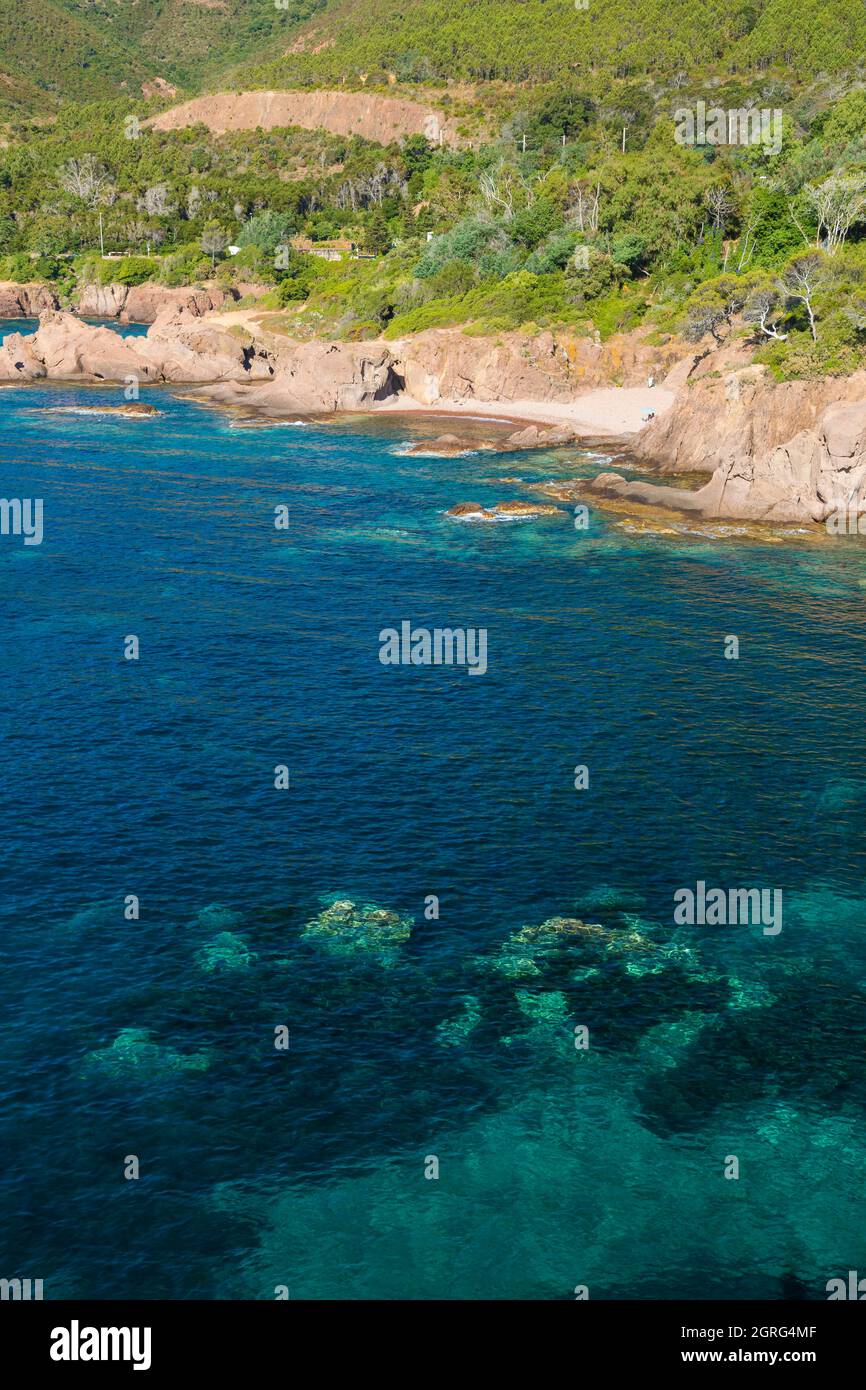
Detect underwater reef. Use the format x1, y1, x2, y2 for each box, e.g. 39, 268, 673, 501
300, 895, 414, 967
82, 1027, 210, 1079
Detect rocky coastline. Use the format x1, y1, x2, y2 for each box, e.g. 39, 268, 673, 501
1, 293, 865, 527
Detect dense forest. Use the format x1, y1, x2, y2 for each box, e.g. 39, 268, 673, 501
3, 0, 866, 111
2, 1, 866, 379
241, 0, 866, 88
0, 0, 320, 111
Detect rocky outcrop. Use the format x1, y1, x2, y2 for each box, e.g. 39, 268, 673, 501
75, 283, 129, 319
141, 308, 276, 383
0, 310, 400, 410
632, 366, 863, 477
446, 499, 562, 521
75, 282, 233, 323
0, 312, 144, 381
0, 281, 61, 316
390, 327, 689, 404
123, 284, 232, 324
627, 366, 866, 522
0, 310, 274, 385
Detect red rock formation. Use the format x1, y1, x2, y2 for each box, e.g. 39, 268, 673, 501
0, 281, 61, 317
75, 282, 233, 324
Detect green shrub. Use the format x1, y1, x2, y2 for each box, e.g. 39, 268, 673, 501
756, 314, 863, 380
157, 245, 211, 287
113, 256, 160, 287
0, 252, 37, 283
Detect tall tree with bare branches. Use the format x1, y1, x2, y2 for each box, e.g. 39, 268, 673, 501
57, 155, 116, 255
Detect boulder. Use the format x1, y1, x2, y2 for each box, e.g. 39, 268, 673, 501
123, 283, 233, 323
541, 424, 578, 445
404, 433, 483, 456
76, 283, 129, 318
492, 499, 561, 517
504, 425, 541, 449
446, 502, 492, 518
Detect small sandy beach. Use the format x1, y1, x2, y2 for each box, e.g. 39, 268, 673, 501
372, 386, 675, 437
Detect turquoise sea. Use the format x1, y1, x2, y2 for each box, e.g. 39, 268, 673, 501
2, 371, 866, 1299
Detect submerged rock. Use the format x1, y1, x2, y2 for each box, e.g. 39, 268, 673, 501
727, 977, 776, 1011
486, 914, 657, 980
196, 931, 255, 973
573, 885, 647, 915
196, 904, 244, 931
301, 896, 413, 966
436, 995, 482, 1046
82, 1027, 209, 1079
817, 777, 866, 814
514, 989, 570, 1024
404, 433, 491, 457
446, 499, 561, 521
43, 401, 160, 418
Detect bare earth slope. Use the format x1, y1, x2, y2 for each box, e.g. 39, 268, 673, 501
146, 90, 455, 145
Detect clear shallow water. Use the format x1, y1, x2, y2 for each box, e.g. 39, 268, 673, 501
1, 382, 866, 1300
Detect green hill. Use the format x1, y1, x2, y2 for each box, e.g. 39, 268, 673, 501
0, 0, 144, 112
0, 0, 322, 112
238, 0, 866, 86
1, 0, 865, 116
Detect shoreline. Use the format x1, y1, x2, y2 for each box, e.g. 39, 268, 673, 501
370, 386, 675, 438
0, 374, 839, 542
3, 310, 861, 529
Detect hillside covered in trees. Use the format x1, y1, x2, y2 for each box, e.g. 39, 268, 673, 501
2, 0, 866, 381
0, 0, 318, 111
3, 0, 866, 112
241, 0, 866, 87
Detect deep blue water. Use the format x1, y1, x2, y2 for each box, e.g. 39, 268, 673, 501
2, 381, 866, 1300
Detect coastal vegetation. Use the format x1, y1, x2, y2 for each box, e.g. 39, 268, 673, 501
2, 5, 866, 379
